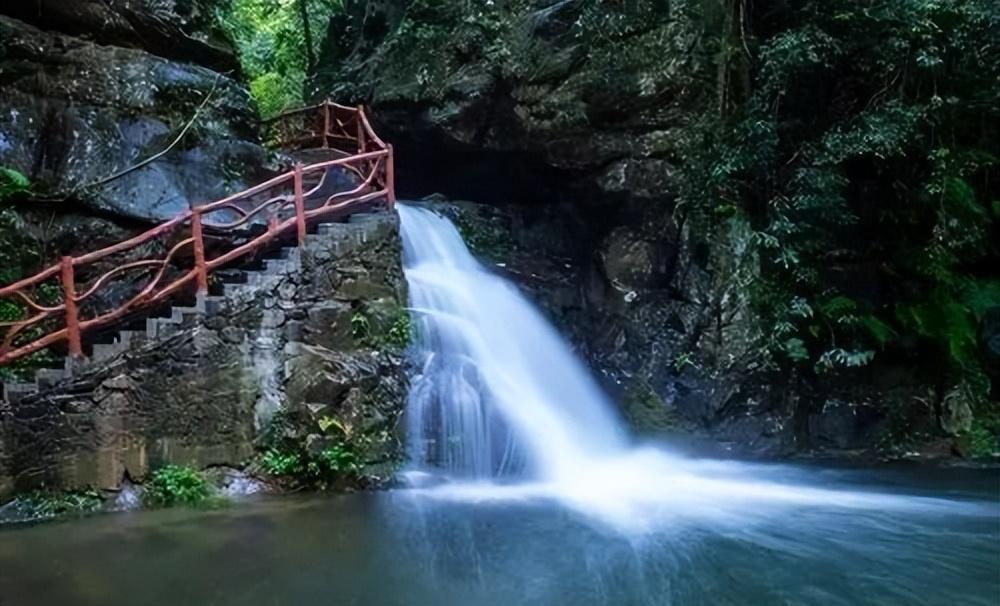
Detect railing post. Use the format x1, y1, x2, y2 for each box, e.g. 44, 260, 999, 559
60, 256, 82, 360
386, 144, 396, 211
356, 105, 366, 154
294, 163, 307, 245
322, 101, 331, 149
191, 209, 209, 294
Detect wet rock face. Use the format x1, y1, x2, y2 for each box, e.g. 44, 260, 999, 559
0, 0, 238, 73
314, 2, 704, 209
428, 198, 962, 459
0, 13, 268, 222
0, 213, 407, 497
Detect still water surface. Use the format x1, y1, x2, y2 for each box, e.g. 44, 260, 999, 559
0, 464, 996, 606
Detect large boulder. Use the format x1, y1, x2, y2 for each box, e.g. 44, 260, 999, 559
0, 0, 239, 73
0, 14, 269, 222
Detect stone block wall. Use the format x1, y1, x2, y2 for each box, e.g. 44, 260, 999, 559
0, 212, 408, 497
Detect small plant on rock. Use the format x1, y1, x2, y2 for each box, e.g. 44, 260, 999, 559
261, 448, 306, 477
259, 442, 361, 489
385, 309, 413, 348
145, 465, 213, 507
350, 312, 371, 342
351, 307, 412, 349
0, 167, 30, 200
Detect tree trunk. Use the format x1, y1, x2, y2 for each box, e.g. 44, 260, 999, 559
298, 0, 317, 74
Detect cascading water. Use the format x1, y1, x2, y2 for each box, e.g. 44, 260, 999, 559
399, 204, 626, 481
397, 204, 987, 532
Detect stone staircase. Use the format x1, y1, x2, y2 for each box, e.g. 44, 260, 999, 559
0, 217, 371, 405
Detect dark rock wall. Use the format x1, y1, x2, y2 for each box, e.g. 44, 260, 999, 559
1, 0, 239, 73
0, 213, 407, 497
0, 7, 269, 223
311, 3, 954, 458
428, 199, 941, 458
314, 1, 702, 210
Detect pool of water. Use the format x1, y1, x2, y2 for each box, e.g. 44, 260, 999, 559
0, 463, 996, 606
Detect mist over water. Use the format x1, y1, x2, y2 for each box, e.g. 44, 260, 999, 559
397, 204, 993, 532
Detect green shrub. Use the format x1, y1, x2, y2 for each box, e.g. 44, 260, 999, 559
0, 182, 61, 380
145, 465, 213, 507
0, 167, 29, 200
350, 312, 371, 342
956, 419, 1000, 459
261, 448, 306, 477
385, 310, 413, 349
674, 0, 999, 414
351, 306, 412, 350
260, 442, 360, 488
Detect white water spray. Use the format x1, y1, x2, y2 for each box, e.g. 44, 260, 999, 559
397, 205, 987, 532
400, 205, 627, 480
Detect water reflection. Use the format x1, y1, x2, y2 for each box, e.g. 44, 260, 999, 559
0, 468, 996, 606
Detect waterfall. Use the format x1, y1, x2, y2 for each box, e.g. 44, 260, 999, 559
398, 205, 626, 481
397, 204, 977, 532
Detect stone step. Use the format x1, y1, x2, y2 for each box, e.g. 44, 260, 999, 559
35, 368, 67, 389
200, 296, 227, 315
317, 222, 339, 236
170, 306, 203, 324
2, 216, 348, 402
146, 316, 181, 339
2, 382, 36, 405
118, 330, 148, 349
223, 282, 251, 298
92, 341, 128, 363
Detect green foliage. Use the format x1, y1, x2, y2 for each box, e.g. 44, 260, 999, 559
217, 0, 342, 116
0, 171, 36, 283
352, 306, 412, 349
956, 421, 998, 458
677, 0, 1000, 409
260, 448, 306, 476
0, 167, 30, 200
0, 169, 62, 380
8, 489, 103, 520
385, 311, 413, 349
145, 465, 213, 507
350, 312, 370, 342
260, 443, 360, 487
258, 405, 367, 489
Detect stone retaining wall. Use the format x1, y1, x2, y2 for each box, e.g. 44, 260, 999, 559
0, 212, 407, 498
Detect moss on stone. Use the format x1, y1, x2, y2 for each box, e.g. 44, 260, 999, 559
623, 379, 682, 435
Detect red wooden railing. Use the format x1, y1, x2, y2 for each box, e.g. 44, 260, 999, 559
0, 101, 395, 367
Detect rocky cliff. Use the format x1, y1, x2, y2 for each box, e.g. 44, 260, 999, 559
0, 0, 269, 224
312, 1, 974, 458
